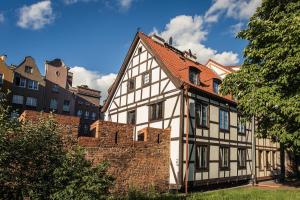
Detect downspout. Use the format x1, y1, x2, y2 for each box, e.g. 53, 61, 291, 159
184, 84, 190, 194
251, 115, 256, 185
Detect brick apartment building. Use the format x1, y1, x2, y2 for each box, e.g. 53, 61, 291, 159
0, 56, 101, 135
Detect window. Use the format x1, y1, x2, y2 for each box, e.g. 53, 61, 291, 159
258, 150, 263, 170
77, 110, 82, 117
189, 68, 200, 85
26, 97, 37, 107
138, 47, 143, 54
142, 72, 150, 86
196, 145, 209, 170
15, 76, 26, 88
28, 80, 38, 90
266, 151, 271, 170
128, 78, 135, 92
52, 84, 59, 93
127, 110, 136, 124
238, 116, 246, 134
195, 103, 208, 128
137, 132, 145, 141
219, 109, 229, 131
63, 100, 70, 112
50, 98, 57, 110
149, 102, 163, 121
213, 80, 220, 93
25, 66, 33, 73
272, 151, 276, 169
91, 112, 96, 120
238, 148, 246, 169
83, 124, 89, 134
12, 95, 23, 104
0, 74, 3, 85
84, 111, 89, 119
220, 146, 230, 169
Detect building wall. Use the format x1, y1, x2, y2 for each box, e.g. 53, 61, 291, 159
182, 93, 253, 186
105, 40, 181, 185
0, 56, 14, 100
12, 57, 46, 112
255, 138, 280, 180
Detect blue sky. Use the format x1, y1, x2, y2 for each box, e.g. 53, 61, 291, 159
0, 0, 261, 99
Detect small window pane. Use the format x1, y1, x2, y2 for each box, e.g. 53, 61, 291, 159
149, 102, 163, 121
127, 110, 136, 124
220, 147, 229, 169
50, 99, 58, 110
213, 80, 219, 93
128, 78, 135, 91
143, 73, 150, 85
26, 97, 37, 107
12, 95, 23, 104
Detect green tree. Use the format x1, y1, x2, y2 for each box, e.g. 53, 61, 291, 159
221, 0, 300, 153
0, 97, 114, 199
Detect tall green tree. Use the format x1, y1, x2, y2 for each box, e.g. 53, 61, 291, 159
0, 97, 114, 199
221, 0, 300, 153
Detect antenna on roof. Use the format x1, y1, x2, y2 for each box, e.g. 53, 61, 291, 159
189, 49, 192, 56
137, 27, 141, 32
168, 37, 173, 46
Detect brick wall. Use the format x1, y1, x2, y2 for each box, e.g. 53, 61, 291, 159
80, 122, 171, 193
20, 111, 171, 193
20, 110, 80, 137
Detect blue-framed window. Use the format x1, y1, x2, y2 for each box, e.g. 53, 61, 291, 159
219, 109, 229, 130
213, 80, 220, 93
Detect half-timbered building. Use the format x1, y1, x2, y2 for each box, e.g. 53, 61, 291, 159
102, 32, 280, 190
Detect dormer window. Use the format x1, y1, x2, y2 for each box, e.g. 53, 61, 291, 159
213, 79, 221, 94
189, 67, 200, 85
25, 66, 33, 74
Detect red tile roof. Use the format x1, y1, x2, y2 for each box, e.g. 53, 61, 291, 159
139, 32, 235, 103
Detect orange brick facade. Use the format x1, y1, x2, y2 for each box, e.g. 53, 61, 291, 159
20, 110, 171, 193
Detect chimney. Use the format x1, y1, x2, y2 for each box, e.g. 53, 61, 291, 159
168, 37, 173, 46
183, 50, 197, 62
0, 55, 7, 62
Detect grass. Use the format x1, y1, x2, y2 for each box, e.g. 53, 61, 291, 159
188, 187, 300, 200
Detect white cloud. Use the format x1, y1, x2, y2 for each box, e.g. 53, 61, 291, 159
117, 0, 134, 10
63, 0, 97, 5
0, 13, 4, 23
205, 0, 262, 23
70, 66, 117, 103
230, 22, 244, 36
17, 0, 54, 30
154, 15, 239, 65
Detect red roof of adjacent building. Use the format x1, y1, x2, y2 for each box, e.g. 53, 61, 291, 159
138, 32, 235, 103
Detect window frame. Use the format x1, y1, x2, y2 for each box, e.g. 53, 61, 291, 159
127, 110, 136, 125
219, 146, 230, 170
213, 79, 220, 94
26, 97, 37, 107
49, 98, 58, 111
25, 66, 33, 74
195, 144, 209, 171
149, 101, 164, 122
28, 80, 39, 90
219, 109, 229, 132
84, 111, 90, 119
258, 150, 264, 171
127, 78, 135, 92
266, 150, 271, 170
195, 102, 209, 128
15, 76, 26, 88
237, 148, 247, 169
12, 95, 24, 105
142, 71, 151, 86
0, 73, 3, 85
237, 115, 246, 135
189, 67, 200, 85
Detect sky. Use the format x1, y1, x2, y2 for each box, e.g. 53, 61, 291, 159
0, 0, 261, 101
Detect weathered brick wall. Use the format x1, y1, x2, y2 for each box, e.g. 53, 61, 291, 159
20, 110, 80, 137
80, 123, 171, 193
20, 112, 171, 193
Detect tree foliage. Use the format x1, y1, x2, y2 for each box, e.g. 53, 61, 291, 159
0, 97, 114, 199
221, 0, 300, 152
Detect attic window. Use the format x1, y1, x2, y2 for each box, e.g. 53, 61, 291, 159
213, 79, 221, 94
25, 66, 33, 74
138, 47, 143, 54
189, 67, 200, 85
128, 78, 135, 92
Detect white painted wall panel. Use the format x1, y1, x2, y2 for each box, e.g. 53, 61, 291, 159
136, 106, 148, 124
136, 75, 142, 89
140, 51, 147, 62
151, 82, 159, 97
127, 92, 134, 104
142, 86, 150, 99
151, 67, 160, 82
118, 111, 127, 124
